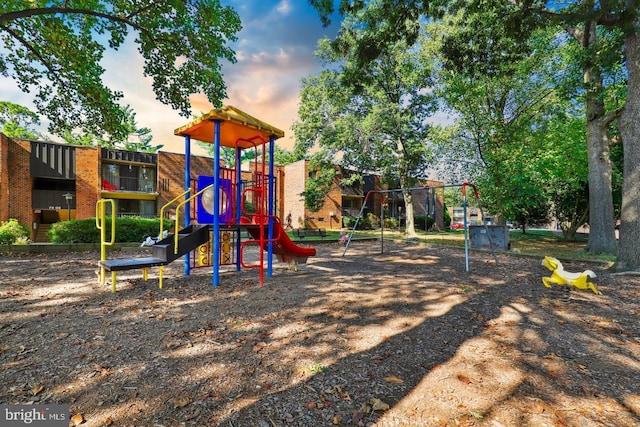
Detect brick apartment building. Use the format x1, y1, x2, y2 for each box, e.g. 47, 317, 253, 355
284, 160, 445, 230
1, 134, 444, 242
0, 134, 285, 242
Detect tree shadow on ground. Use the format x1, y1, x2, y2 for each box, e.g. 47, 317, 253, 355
1, 244, 638, 426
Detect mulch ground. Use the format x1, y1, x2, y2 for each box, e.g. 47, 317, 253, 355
1, 241, 639, 427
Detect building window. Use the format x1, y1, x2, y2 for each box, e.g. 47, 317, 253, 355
115, 199, 156, 218
102, 163, 156, 192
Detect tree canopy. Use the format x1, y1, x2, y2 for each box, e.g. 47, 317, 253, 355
309, 0, 640, 271
0, 101, 41, 139
60, 105, 163, 152
294, 7, 437, 236
0, 1, 241, 140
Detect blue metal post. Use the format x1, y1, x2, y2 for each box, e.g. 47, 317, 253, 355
235, 144, 242, 272
184, 135, 191, 276
267, 136, 275, 278
212, 120, 222, 286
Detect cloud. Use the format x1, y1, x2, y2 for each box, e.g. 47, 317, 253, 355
1, 1, 339, 155
277, 0, 291, 15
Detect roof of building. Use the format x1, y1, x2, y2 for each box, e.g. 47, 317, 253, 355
173, 105, 285, 149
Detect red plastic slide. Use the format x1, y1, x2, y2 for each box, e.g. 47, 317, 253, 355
240, 216, 316, 261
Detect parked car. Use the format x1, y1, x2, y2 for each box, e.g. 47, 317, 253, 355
450, 222, 464, 229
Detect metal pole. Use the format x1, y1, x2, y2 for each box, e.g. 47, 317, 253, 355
380, 196, 384, 254
212, 121, 221, 286
463, 184, 469, 272
267, 135, 275, 279
184, 135, 191, 277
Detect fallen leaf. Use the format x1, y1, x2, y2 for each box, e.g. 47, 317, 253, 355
332, 415, 342, 424
253, 342, 267, 353
306, 402, 316, 409
171, 397, 191, 408
457, 374, 472, 384
104, 417, 113, 426
71, 413, 84, 426
384, 375, 404, 384
31, 385, 44, 396
370, 398, 390, 411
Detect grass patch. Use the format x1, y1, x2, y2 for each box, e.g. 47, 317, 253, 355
345, 228, 615, 263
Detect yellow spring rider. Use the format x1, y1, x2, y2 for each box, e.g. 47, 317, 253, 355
541, 256, 601, 295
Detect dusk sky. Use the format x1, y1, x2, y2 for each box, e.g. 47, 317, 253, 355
0, 0, 340, 155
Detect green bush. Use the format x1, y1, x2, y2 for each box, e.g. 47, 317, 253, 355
414, 215, 435, 231
0, 219, 30, 244
342, 215, 372, 230
48, 217, 172, 244
366, 213, 380, 228
384, 217, 399, 228
443, 204, 451, 228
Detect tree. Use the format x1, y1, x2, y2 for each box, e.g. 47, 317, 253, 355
117, 106, 161, 153
195, 143, 298, 167
0, 101, 42, 139
60, 105, 163, 152
311, 0, 640, 270
617, 6, 640, 272
1, 1, 240, 141
431, 18, 599, 236
294, 13, 436, 237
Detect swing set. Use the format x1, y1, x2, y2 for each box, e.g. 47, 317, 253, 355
341, 182, 498, 272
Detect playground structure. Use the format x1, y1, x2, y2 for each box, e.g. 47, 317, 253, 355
541, 256, 600, 295
97, 106, 316, 291
342, 182, 498, 272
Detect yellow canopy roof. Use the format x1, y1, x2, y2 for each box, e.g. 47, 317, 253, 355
174, 105, 285, 149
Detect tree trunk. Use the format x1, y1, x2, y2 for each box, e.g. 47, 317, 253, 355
402, 187, 419, 238
396, 137, 418, 238
615, 24, 640, 272
571, 19, 617, 254
585, 115, 617, 254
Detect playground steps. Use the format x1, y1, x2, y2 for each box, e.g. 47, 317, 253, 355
34, 224, 52, 243
99, 224, 210, 271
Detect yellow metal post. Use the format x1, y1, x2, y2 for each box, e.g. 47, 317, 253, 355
95, 199, 116, 290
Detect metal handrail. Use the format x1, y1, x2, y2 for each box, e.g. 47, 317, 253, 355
159, 188, 191, 238
174, 184, 214, 254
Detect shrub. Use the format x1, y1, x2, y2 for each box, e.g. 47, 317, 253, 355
0, 219, 30, 245
48, 217, 172, 244
414, 215, 435, 231
342, 215, 372, 230
384, 217, 399, 229
443, 204, 451, 228
366, 213, 380, 228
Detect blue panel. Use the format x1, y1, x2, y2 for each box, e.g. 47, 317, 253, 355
197, 175, 232, 224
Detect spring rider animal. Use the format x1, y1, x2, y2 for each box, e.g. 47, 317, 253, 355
541, 256, 600, 295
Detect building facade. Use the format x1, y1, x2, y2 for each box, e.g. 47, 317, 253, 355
283, 160, 445, 230
0, 134, 285, 242
1, 134, 444, 242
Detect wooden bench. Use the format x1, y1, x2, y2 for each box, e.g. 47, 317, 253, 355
293, 228, 327, 239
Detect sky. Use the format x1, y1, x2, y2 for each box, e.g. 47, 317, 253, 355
0, 0, 339, 156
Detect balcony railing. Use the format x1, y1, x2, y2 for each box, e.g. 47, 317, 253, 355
102, 176, 156, 193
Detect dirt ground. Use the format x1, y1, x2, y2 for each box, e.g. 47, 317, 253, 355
1, 240, 640, 427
